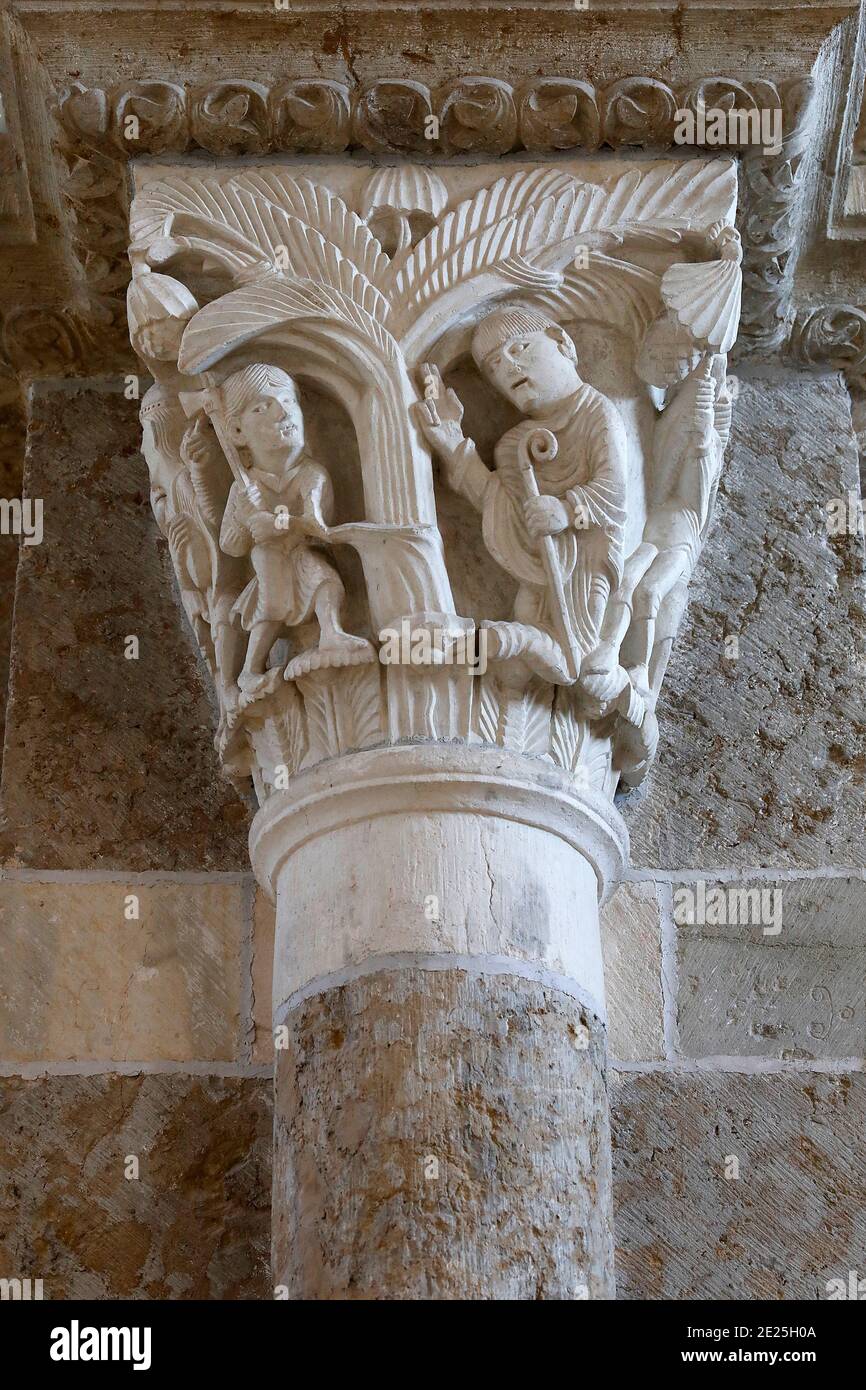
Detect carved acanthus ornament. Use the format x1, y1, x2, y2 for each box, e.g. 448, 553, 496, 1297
126, 156, 741, 805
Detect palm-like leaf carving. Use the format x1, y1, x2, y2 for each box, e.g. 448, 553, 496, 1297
132, 172, 389, 295
133, 172, 397, 375
389, 158, 732, 349
529, 253, 662, 338
178, 275, 398, 375
388, 168, 578, 324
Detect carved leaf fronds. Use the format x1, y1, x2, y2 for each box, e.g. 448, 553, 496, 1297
546, 158, 733, 243
131, 172, 390, 303
499, 680, 553, 755
271, 690, 308, 777
549, 693, 581, 772
550, 690, 611, 788
178, 276, 398, 375
529, 254, 662, 338
242, 174, 389, 290
390, 168, 580, 317
340, 666, 384, 750
476, 677, 502, 746
390, 160, 732, 343
578, 732, 614, 795
298, 675, 340, 762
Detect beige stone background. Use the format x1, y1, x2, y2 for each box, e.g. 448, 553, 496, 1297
2, 366, 864, 1299
1, 0, 866, 1301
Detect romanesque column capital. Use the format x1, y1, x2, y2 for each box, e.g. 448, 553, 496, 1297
126, 153, 742, 840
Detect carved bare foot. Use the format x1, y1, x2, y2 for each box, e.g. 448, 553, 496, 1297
317, 631, 375, 659
237, 668, 284, 706
284, 635, 376, 683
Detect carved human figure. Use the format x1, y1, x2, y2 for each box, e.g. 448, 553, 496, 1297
216, 364, 371, 691
139, 382, 248, 762
416, 305, 628, 684
127, 270, 198, 381
140, 384, 214, 654
583, 312, 732, 710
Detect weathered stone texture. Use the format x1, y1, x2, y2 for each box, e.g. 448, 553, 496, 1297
601, 880, 665, 1062
612, 1071, 866, 1300
274, 967, 613, 1300
0, 1074, 272, 1299
624, 372, 866, 869
675, 876, 866, 1061
0, 880, 245, 1063
0, 383, 252, 871
0, 384, 25, 779
252, 888, 275, 1065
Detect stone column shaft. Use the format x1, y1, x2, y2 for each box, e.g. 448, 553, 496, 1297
252, 745, 626, 1299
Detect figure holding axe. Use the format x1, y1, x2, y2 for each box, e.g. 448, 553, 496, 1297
182, 362, 372, 694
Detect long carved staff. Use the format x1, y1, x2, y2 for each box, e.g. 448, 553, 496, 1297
518, 427, 581, 683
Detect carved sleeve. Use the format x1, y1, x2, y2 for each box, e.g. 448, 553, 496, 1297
450, 438, 493, 513
150, 484, 169, 536
219, 485, 253, 558
298, 462, 335, 525
566, 401, 628, 538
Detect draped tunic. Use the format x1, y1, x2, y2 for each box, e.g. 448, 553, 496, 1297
452, 385, 628, 656
219, 454, 336, 630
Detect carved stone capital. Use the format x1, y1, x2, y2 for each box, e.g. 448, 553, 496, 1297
126, 153, 742, 826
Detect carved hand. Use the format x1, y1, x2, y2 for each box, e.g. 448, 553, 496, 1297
300, 511, 329, 540
523, 495, 570, 540
413, 363, 466, 462
248, 510, 281, 544
181, 415, 213, 470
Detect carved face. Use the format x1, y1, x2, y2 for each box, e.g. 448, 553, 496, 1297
230, 384, 305, 468
637, 316, 701, 389
135, 317, 186, 362
480, 329, 580, 414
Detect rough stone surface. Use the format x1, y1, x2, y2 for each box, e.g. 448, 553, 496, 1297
601, 880, 665, 1062
0, 1074, 272, 1300
612, 1070, 866, 1301
252, 889, 275, 1065
274, 967, 613, 1300
0, 880, 245, 1063
0, 385, 25, 780
624, 372, 866, 870
0, 384, 253, 870
675, 876, 866, 1061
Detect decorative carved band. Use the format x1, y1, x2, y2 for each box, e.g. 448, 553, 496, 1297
57, 76, 796, 161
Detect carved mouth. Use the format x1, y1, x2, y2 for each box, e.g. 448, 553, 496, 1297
512, 377, 529, 391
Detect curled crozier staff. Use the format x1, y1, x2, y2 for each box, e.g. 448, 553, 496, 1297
517, 428, 583, 683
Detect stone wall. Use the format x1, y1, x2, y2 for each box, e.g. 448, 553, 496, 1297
1, 366, 863, 1298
